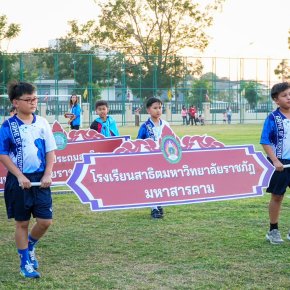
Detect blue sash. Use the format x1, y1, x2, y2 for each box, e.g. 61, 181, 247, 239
145, 119, 157, 141
272, 109, 284, 159
8, 118, 23, 172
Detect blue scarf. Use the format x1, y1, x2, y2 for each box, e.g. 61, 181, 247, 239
145, 118, 163, 141
272, 109, 284, 159
8, 118, 23, 171
95, 115, 119, 137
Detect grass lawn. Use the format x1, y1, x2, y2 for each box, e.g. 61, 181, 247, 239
1, 124, 290, 289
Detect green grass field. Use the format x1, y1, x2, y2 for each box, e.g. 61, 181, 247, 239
1, 124, 290, 289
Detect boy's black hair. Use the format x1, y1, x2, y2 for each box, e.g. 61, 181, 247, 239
146, 97, 162, 108
271, 82, 290, 99
7, 81, 36, 102
95, 100, 108, 109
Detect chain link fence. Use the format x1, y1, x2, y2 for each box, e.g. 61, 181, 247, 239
0, 53, 288, 125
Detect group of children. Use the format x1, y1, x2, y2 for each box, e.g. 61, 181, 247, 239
181, 105, 205, 126
0, 80, 290, 279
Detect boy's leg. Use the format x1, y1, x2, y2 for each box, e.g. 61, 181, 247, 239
15, 220, 30, 250
28, 218, 52, 269
269, 193, 284, 224
30, 218, 52, 240
16, 221, 40, 278
266, 193, 284, 244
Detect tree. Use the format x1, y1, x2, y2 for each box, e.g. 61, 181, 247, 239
274, 59, 290, 82
31, 39, 108, 101
66, 0, 224, 98
189, 78, 212, 109
243, 81, 260, 109
274, 30, 290, 82
0, 14, 21, 51
0, 15, 21, 93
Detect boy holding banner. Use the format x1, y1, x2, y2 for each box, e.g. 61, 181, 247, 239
0, 81, 57, 278
90, 100, 119, 136
137, 97, 170, 219
260, 82, 290, 244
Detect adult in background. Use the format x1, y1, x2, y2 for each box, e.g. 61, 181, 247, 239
68, 94, 81, 130
188, 105, 197, 125
181, 105, 188, 125
226, 107, 232, 124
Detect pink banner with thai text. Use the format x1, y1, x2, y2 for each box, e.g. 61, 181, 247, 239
0, 121, 129, 191
67, 126, 274, 211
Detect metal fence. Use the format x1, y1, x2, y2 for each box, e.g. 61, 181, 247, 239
0, 52, 288, 125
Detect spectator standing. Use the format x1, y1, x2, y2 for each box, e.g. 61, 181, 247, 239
181, 105, 188, 125
188, 105, 197, 125
68, 94, 81, 130
226, 107, 232, 124
223, 111, 227, 124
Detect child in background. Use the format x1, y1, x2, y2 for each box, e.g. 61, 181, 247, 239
137, 97, 171, 219
0, 81, 57, 278
68, 94, 81, 130
260, 82, 290, 244
90, 100, 119, 136
222, 111, 227, 124
198, 114, 205, 125
181, 105, 188, 125
9, 106, 17, 116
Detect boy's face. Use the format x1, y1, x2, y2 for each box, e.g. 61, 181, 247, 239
13, 93, 38, 114
147, 102, 162, 120
274, 88, 290, 109
96, 105, 109, 119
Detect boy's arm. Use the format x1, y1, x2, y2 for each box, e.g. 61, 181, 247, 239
110, 119, 119, 136
261, 144, 284, 172
90, 120, 98, 131
0, 154, 31, 188
40, 150, 55, 188
137, 124, 146, 139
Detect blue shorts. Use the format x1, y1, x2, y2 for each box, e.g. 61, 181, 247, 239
4, 172, 53, 221
266, 158, 290, 195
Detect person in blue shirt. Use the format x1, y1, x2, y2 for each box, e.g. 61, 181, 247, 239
68, 94, 81, 130
90, 100, 119, 136
0, 81, 57, 278
137, 97, 170, 219
260, 82, 290, 245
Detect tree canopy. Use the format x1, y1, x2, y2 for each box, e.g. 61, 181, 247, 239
0, 14, 21, 51
66, 0, 224, 99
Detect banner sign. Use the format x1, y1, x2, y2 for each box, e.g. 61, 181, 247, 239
0, 121, 130, 191
67, 125, 274, 211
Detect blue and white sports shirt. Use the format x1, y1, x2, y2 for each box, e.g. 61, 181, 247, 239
260, 108, 290, 160
137, 118, 170, 141
0, 114, 57, 173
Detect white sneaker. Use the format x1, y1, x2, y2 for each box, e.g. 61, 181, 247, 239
287, 231, 290, 241
266, 229, 284, 244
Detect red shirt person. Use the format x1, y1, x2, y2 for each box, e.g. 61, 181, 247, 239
188, 105, 197, 125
